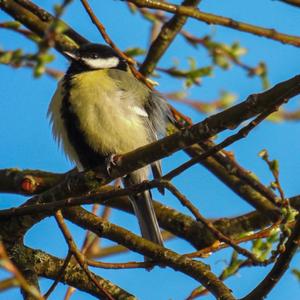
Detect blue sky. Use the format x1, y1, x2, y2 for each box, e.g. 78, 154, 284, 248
1, 0, 300, 299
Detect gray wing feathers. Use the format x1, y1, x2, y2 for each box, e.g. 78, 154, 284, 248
145, 91, 171, 137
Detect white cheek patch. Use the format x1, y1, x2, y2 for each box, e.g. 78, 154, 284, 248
132, 106, 148, 117
82, 57, 119, 69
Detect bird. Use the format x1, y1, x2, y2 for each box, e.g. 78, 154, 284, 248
48, 43, 171, 248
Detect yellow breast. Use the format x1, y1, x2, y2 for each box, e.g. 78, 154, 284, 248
49, 69, 151, 165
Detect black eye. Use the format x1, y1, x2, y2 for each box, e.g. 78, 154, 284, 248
92, 53, 98, 59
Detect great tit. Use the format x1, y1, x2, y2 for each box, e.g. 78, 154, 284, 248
48, 43, 170, 247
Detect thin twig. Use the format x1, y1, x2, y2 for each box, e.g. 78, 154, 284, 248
80, 0, 134, 64
43, 251, 73, 299
87, 231, 174, 259
86, 259, 155, 269
260, 151, 286, 204
186, 223, 279, 258
0, 277, 17, 292
54, 211, 115, 300
64, 206, 236, 300
128, 0, 300, 47
139, 0, 201, 76
0, 22, 39, 40
161, 181, 265, 263
63, 203, 100, 300
164, 97, 285, 183
241, 213, 300, 300
132, 7, 258, 76
79, 0, 153, 88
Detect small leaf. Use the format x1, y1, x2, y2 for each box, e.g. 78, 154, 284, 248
218, 91, 236, 108
187, 56, 197, 70
214, 54, 231, 69
54, 4, 63, 15
0, 51, 13, 64
231, 42, 247, 57
54, 21, 68, 34
258, 149, 268, 159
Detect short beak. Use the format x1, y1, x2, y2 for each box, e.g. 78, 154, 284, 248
63, 50, 79, 61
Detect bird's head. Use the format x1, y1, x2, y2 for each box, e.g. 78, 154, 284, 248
64, 43, 128, 73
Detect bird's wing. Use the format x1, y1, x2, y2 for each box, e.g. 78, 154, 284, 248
144, 91, 172, 137
108, 69, 169, 192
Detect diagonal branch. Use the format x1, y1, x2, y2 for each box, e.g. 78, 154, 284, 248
139, 0, 201, 76
111, 75, 300, 181
79, 0, 134, 65
63, 206, 236, 300
43, 251, 72, 299
163, 181, 260, 260
127, 0, 300, 47
54, 210, 115, 300
241, 213, 300, 300
164, 101, 283, 181
2, 75, 300, 229
280, 0, 300, 8
0, 0, 84, 51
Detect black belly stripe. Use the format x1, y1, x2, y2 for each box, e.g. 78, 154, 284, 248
60, 76, 107, 170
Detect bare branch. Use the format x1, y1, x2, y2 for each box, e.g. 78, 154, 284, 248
0, 0, 85, 51
242, 214, 300, 300
43, 251, 72, 299
16, 245, 136, 299
127, 0, 300, 47
0, 242, 43, 300
139, 0, 201, 76
280, 0, 300, 8
54, 211, 115, 300
63, 206, 236, 300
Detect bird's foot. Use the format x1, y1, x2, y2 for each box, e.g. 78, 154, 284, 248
106, 154, 121, 176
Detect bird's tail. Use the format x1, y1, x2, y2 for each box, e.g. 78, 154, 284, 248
130, 190, 164, 246
123, 170, 164, 247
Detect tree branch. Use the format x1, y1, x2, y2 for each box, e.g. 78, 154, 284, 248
139, 0, 201, 76
54, 210, 115, 300
2, 168, 300, 251
127, 0, 300, 47
12, 244, 136, 300
0, 242, 43, 300
0, 0, 86, 51
280, 0, 300, 8
63, 206, 236, 300
241, 213, 300, 300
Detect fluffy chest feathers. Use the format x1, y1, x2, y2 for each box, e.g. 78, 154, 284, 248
49, 69, 152, 167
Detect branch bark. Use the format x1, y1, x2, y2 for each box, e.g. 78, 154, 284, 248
11, 244, 136, 300
127, 0, 300, 47
280, 0, 300, 8
140, 0, 201, 76
0, 0, 86, 51
241, 213, 300, 300
63, 206, 236, 300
